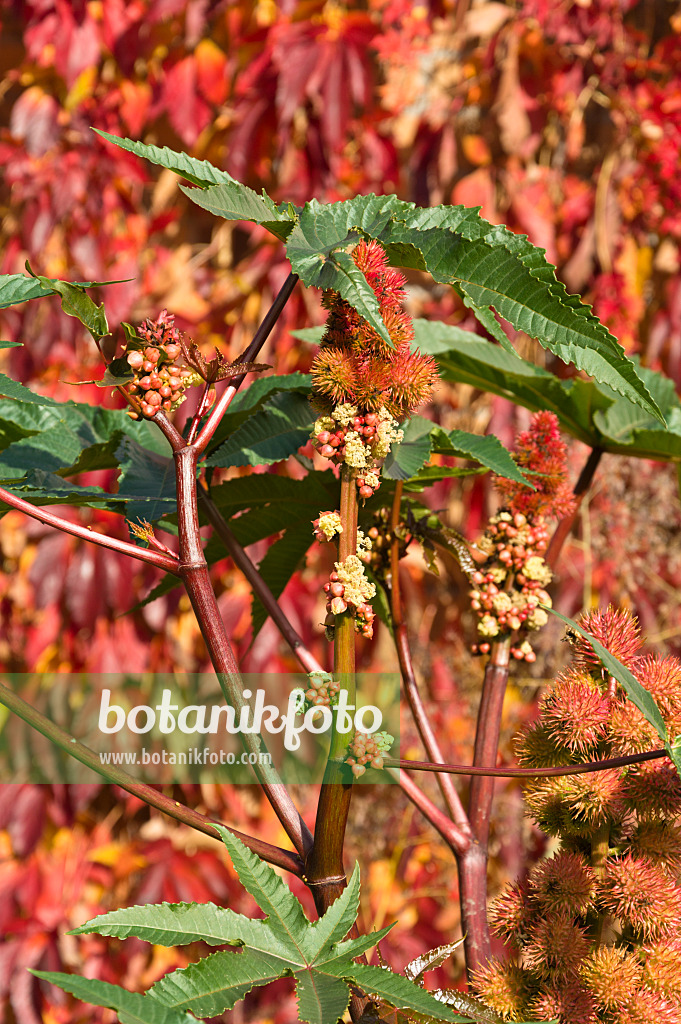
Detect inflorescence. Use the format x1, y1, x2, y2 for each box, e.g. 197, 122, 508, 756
123, 310, 199, 418
470, 412, 575, 663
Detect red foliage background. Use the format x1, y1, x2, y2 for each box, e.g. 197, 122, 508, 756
1, 1, 681, 1020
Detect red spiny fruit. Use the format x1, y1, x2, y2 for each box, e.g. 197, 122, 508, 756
600, 854, 681, 939
311, 239, 436, 417
540, 669, 611, 754
570, 605, 643, 669
495, 410, 576, 520
528, 851, 596, 918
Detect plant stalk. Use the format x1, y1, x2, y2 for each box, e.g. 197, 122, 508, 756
306, 466, 358, 910
0, 679, 303, 875
173, 445, 313, 859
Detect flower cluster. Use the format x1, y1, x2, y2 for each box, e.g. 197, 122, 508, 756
123, 310, 199, 418
470, 512, 552, 662
311, 405, 402, 499
345, 730, 394, 777
474, 606, 681, 1023
495, 411, 576, 521
322, 554, 376, 638
469, 412, 573, 662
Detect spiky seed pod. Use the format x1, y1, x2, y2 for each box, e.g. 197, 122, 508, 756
522, 915, 591, 981
598, 854, 681, 939
628, 819, 681, 870
527, 982, 597, 1024
311, 239, 436, 415
579, 946, 644, 1010
622, 761, 681, 819
641, 938, 681, 1000
616, 987, 681, 1024
569, 605, 643, 670
528, 850, 596, 918
609, 696, 661, 754
471, 959, 532, 1019
489, 878, 535, 944
515, 721, 574, 769
540, 668, 611, 755
634, 655, 681, 735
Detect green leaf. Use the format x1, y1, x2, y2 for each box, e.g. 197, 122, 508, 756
543, 606, 668, 744
30, 972, 196, 1024
204, 372, 311, 460
420, 320, 681, 461
383, 416, 433, 480
0, 374, 58, 406
33, 276, 109, 342
285, 195, 405, 346
0, 274, 55, 309
249, 521, 314, 642
69, 900, 275, 949
94, 129, 237, 188
324, 964, 458, 1023
204, 391, 315, 468
377, 219, 661, 421
213, 824, 311, 953
431, 428, 531, 486
180, 181, 295, 241
115, 435, 176, 523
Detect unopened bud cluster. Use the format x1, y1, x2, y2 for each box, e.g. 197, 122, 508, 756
345, 730, 394, 777
312, 404, 402, 499
470, 511, 552, 662
300, 672, 342, 712
322, 554, 376, 638
124, 310, 198, 417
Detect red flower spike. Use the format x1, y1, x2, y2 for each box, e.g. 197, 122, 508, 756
496, 411, 576, 520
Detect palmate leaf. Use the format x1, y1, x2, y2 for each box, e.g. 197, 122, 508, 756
382, 415, 530, 487
0, 373, 57, 406
61, 827, 468, 1024
377, 219, 660, 420
30, 972, 196, 1024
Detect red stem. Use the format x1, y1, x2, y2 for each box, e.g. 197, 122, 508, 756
545, 445, 603, 568
396, 769, 470, 856
197, 484, 324, 675
0, 679, 303, 875
0, 485, 180, 574
194, 272, 299, 454
173, 445, 313, 860
384, 746, 668, 776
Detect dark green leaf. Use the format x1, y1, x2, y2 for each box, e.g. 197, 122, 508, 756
205, 391, 315, 468
249, 521, 313, 642
34, 276, 109, 341
0, 374, 57, 406
204, 373, 311, 458
431, 428, 531, 486
383, 416, 433, 480
30, 972, 195, 1024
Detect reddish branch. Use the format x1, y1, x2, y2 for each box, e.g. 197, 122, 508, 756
0, 679, 304, 876
0, 485, 181, 574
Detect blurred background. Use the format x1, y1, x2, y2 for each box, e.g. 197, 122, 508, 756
1, 0, 681, 1019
